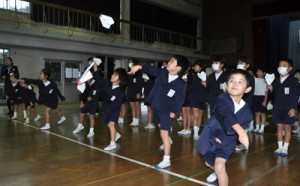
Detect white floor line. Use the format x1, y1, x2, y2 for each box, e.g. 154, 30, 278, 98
4, 117, 214, 186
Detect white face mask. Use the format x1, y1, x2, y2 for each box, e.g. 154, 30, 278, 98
278, 67, 288, 75
212, 64, 220, 71
128, 63, 133, 68
236, 64, 245, 70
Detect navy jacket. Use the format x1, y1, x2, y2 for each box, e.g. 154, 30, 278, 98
196, 93, 252, 157
93, 73, 125, 113
271, 75, 299, 110
206, 71, 228, 108
142, 64, 187, 113
188, 73, 208, 104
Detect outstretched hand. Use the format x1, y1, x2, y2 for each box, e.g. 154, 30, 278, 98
238, 131, 249, 149
128, 65, 142, 75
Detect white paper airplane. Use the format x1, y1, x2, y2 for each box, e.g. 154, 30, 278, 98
197, 71, 207, 81
99, 14, 115, 29
77, 62, 94, 92
93, 57, 102, 65
265, 73, 275, 85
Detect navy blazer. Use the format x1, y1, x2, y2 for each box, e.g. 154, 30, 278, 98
93, 73, 125, 113
271, 75, 299, 110
196, 93, 252, 157
188, 73, 208, 103
80, 80, 100, 103
142, 64, 187, 113
206, 71, 228, 108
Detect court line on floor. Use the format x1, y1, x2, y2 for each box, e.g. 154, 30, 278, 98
6, 117, 214, 186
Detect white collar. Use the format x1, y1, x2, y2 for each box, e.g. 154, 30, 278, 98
234, 99, 245, 114
168, 74, 178, 83
43, 81, 51, 86
112, 85, 119, 89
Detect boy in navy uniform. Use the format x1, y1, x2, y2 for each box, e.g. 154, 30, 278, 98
73, 77, 100, 138
129, 55, 189, 169
196, 69, 253, 186
92, 62, 128, 151
268, 58, 299, 156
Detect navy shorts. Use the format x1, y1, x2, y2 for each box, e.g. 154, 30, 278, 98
152, 109, 172, 131
253, 96, 267, 113
103, 110, 119, 124
272, 108, 294, 124
80, 101, 99, 115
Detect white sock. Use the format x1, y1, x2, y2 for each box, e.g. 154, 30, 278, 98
283, 142, 289, 150
89, 128, 94, 132
23, 110, 27, 118
132, 118, 136, 123
78, 123, 83, 127
260, 125, 265, 130
163, 155, 170, 162
249, 120, 254, 128
193, 126, 199, 136
135, 118, 139, 123
255, 124, 260, 130
110, 141, 116, 146
13, 112, 17, 117
278, 141, 283, 149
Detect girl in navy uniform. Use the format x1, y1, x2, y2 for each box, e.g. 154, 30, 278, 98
253, 67, 268, 134
188, 60, 208, 140
19, 78, 38, 124
1, 57, 19, 115
10, 73, 26, 120
143, 61, 156, 129
127, 58, 144, 126
196, 69, 252, 186
73, 77, 100, 138
292, 69, 300, 136
206, 55, 228, 112
129, 55, 189, 169
93, 63, 128, 151
267, 58, 299, 156
12, 69, 66, 129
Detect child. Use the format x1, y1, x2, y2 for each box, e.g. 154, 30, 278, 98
293, 69, 300, 136
253, 67, 268, 133
11, 69, 66, 129
188, 60, 208, 140
129, 55, 189, 169
206, 55, 228, 112
268, 58, 299, 156
10, 73, 27, 120
73, 77, 100, 137
93, 63, 128, 151
19, 78, 38, 124
127, 58, 143, 127
196, 69, 253, 186
143, 61, 156, 129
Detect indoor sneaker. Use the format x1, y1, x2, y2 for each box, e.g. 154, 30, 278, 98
177, 129, 186, 134
57, 116, 66, 124
115, 132, 121, 142
206, 172, 217, 183
73, 124, 84, 134
87, 131, 95, 138
273, 148, 282, 156
280, 149, 288, 156
155, 160, 171, 169
34, 114, 41, 121
144, 123, 155, 129
25, 118, 30, 124
118, 117, 124, 124
40, 123, 50, 130
104, 142, 117, 151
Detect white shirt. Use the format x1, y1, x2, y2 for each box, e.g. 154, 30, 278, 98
168, 74, 178, 83
112, 85, 119, 89
280, 75, 289, 83
234, 99, 245, 114
254, 77, 267, 96
43, 81, 51, 86
215, 71, 223, 80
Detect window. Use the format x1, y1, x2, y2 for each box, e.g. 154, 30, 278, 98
0, 0, 30, 13
45, 60, 61, 83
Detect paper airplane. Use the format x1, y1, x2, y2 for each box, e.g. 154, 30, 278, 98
77, 82, 86, 93
99, 14, 114, 29
77, 62, 94, 92
93, 58, 102, 65
142, 73, 149, 80
265, 73, 275, 85
197, 71, 206, 81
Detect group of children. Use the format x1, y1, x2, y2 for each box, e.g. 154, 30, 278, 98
3, 55, 300, 186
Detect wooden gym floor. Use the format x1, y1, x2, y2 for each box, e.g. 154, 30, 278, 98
0, 103, 300, 186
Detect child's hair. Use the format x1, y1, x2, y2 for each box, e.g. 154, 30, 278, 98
228, 69, 251, 88
114, 68, 128, 87
147, 61, 155, 66
172, 54, 189, 76
279, 58, 293, 67
6, 57, 13, 63
194, 59, 207, 71
41, 68, 51, 80
211, 55, 226, 64
238, 56, 251, 64
10, 72, 19, 79
129, 58, 139, 66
